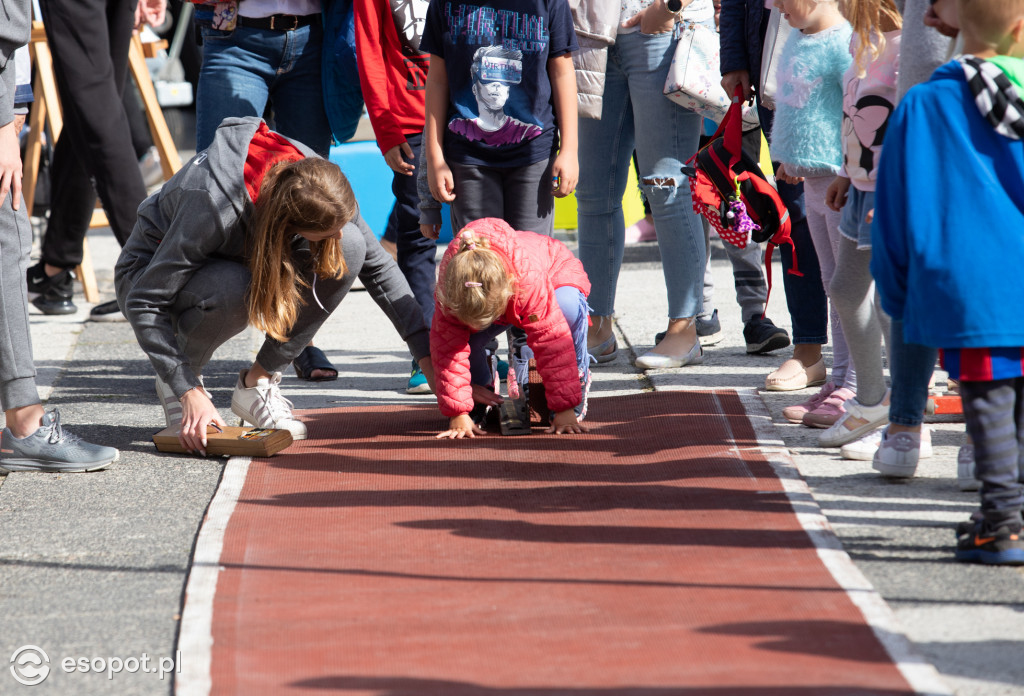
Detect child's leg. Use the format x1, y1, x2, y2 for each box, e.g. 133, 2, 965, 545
888, 318, 938, 430
802, 176, 855, 391
468, 324, 507, 387
960, 377, 1024, 533
392, 132, 436, 327
830, 236, 890, 407
554, 286, 591, 382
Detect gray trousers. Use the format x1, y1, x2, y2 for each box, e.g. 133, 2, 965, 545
702, 218, 768, 324
162, 227, 367, 378
0, 189, 40, 411
448, 158, 555, 236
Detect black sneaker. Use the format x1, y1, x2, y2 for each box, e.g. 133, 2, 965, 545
655, 309, 723, 347
743, 316, 791, 355
955, 521, 1024, 565
26, 261, 77, 315
89, 299, 126, 322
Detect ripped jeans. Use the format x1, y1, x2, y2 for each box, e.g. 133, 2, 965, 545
576, 28, 707, 319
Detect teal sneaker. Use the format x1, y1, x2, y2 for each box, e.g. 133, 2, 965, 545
407, 361, 431, 394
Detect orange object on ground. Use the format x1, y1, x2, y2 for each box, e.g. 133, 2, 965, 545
183, 392, 938, 695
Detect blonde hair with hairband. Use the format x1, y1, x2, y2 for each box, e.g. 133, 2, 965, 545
437, 229, 516, 330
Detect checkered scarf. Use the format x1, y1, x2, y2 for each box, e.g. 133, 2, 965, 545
959, 55, 1024, 140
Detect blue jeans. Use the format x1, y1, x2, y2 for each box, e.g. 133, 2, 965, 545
467, 287, 590, 389
888, 318, 939, 426
391, 132, 436, 327
577, 29, 706, 319
196, 24, 332, 156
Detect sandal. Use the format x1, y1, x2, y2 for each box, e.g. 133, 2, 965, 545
293, 346, 338, 382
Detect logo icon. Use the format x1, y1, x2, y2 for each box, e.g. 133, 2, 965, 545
10, 646, 50, 686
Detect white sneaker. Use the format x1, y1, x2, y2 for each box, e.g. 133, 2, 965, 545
230, 370, 307, 440
957, 444, 980, 491
840, 428, 885, 461
871, 427, 934, 478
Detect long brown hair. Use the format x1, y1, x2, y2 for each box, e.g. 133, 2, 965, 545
437, 231, 515, 330
843, 0, 902, 76
246, 158, 355, 342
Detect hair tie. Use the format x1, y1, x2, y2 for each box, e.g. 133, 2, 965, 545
464, 282, 482, 288
459, 230, 477, 251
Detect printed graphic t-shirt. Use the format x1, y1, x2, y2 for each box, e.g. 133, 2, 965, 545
420, 0, 578, 168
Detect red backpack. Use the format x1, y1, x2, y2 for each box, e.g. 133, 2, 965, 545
682, 88, 801, 307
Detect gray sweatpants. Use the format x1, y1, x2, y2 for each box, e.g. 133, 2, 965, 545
0, 188, 40, 411
702, 218, 767, 323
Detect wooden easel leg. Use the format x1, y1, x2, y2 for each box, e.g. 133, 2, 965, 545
76, 239, 99, 305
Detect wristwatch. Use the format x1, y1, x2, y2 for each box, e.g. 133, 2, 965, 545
666, 0, 684, 14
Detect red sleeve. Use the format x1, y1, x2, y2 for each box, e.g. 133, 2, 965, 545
353, 0, 406, 154
516, 273, 582, 414
430, 306, 476, 418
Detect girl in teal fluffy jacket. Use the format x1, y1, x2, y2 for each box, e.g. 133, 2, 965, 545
770, 0, 856, 428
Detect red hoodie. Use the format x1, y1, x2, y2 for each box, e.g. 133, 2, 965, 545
431, 218, 591, 418
353, 0, 430, 155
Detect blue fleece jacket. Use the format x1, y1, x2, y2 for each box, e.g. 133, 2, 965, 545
871, 60, 1024, 349
770, 22, 852, 176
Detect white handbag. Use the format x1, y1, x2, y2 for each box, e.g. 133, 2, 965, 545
663, 21, 759, 129
758, 8, 793, 110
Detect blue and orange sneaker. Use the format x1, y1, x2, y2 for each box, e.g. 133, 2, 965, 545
955, 521, 1024, 565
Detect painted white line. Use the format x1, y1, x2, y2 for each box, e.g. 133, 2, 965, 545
176, 457, 251, 696
736, 389, 953, 696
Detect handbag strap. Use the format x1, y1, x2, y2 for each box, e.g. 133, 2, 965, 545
703, 85, 745, 171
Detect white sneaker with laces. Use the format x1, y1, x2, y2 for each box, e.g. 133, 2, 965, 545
231, 370, 307, 440
871, 427, 934, 477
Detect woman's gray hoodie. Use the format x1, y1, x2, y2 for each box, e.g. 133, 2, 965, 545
116, 116, 430, 397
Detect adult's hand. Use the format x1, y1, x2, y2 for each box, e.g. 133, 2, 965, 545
721, 70, 753, 104
621, 0, 686, 35
924, 0, 959, 38
0, 120, 23, 211
135, 0, 167, 29
472, 384, 504, 407
385, 142, 416, 176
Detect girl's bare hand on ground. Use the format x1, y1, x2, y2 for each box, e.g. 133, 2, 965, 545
545, 410, 590, 435
437, 413, 486, 439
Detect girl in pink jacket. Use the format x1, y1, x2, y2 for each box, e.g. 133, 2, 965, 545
431, 218, 592, 439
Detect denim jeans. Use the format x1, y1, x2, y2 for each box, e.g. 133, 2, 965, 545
196, 24, 332, 156
391, 132, 437, 327
888, 318, 938, 426
467, 287, 590, 389
577, 29, 706, 319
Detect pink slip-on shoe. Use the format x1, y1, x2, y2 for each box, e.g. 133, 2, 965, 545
802, 386, 856, 429
782, 382, 837, 424
624, 216, 657, 244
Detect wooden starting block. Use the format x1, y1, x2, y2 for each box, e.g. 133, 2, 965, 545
153, 425, 294, 457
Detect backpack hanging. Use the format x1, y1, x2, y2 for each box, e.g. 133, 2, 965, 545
682, 87, 801, 310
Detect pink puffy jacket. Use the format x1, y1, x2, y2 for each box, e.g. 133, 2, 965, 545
431, 218, 592, 418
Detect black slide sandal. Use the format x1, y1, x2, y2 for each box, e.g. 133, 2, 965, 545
293, 346, 339, 382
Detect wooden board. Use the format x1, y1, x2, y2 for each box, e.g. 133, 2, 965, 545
153, 426, 293, 457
